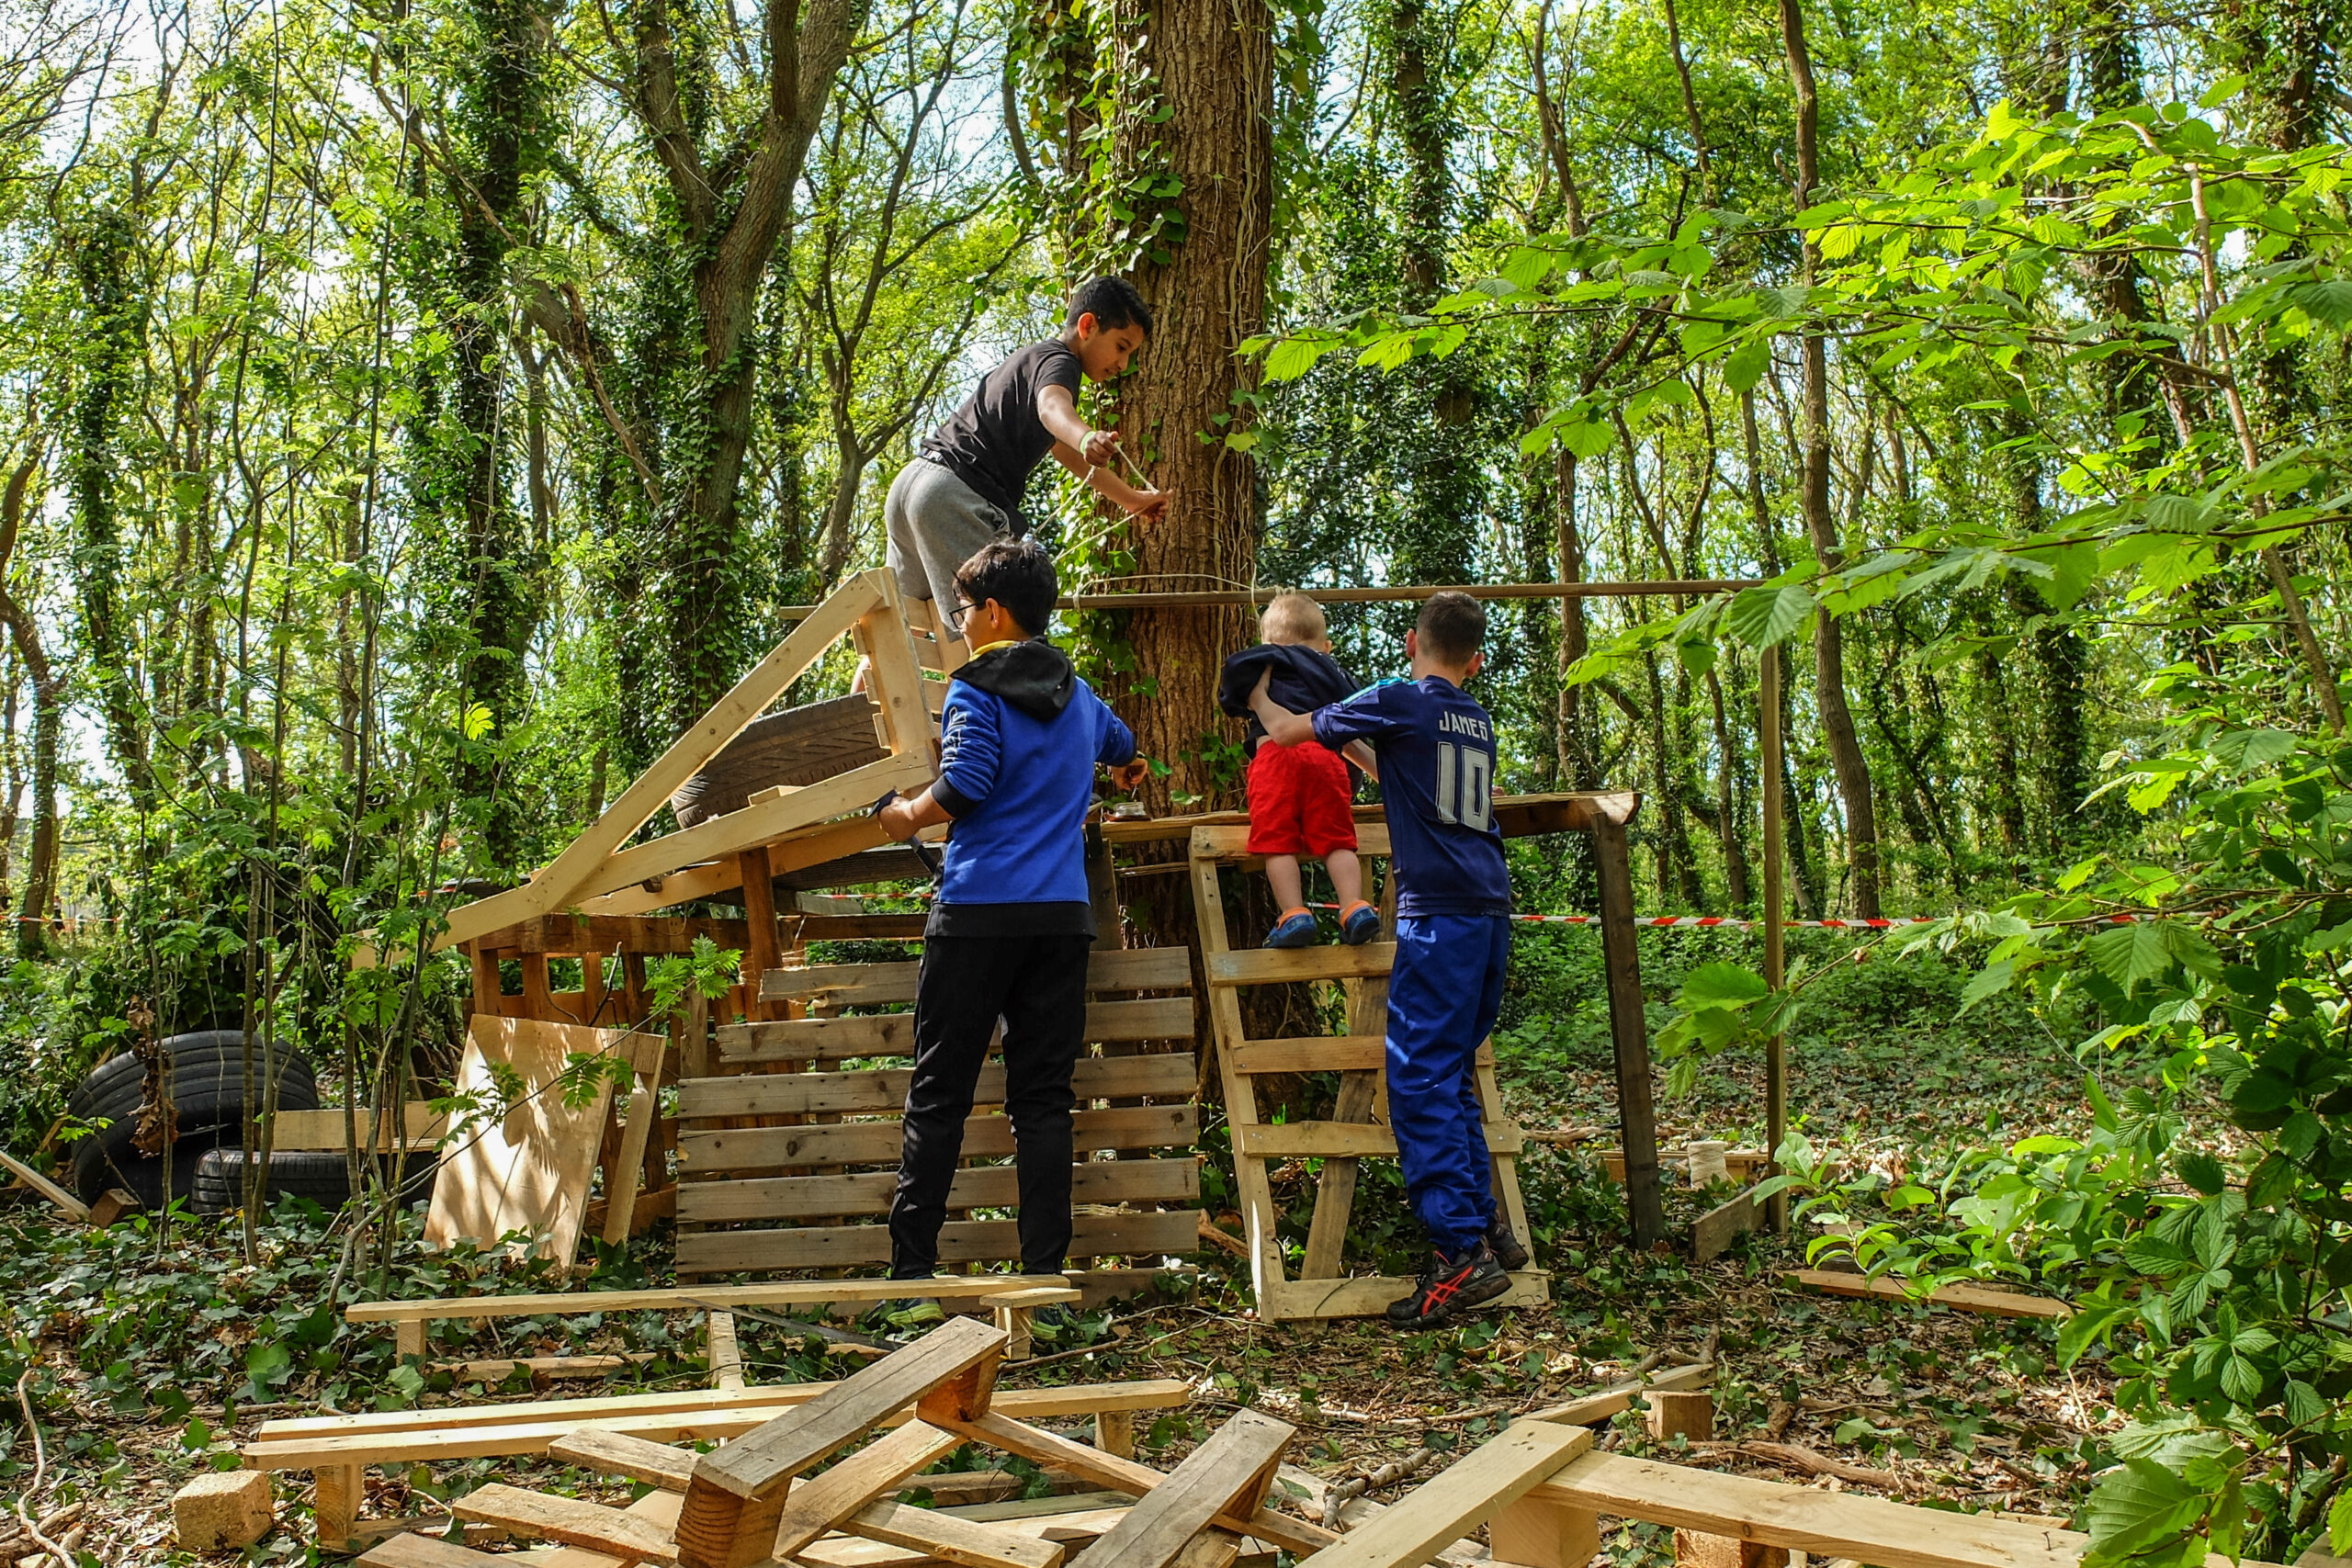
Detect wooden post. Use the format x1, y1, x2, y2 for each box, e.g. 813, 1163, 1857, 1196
739, 845, 785, 1022
1759, 652, 1789, 1235
1591, 812, 1665, 1248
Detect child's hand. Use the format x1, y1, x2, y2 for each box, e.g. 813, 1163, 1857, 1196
875, 795, 918, 841
1080, 429, 1121, 465
1106, 757, 1152, 792
1129, 486, 1170, 521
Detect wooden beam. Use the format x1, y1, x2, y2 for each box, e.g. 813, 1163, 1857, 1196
437, 571, 890, 949
770, 1421, 963, 1562
1065, 1408, 1293, 1568
548, 1429, 700, 1492
0, 1150, 89, 1221
1786, 1270, 2074, 1319
1290, 1422, 1592, 1568
1591, 813, 1664, 1248
1529, 1363, 1713, 1427
345, 1275, 1074, 1325
450, 1483, 677, 1562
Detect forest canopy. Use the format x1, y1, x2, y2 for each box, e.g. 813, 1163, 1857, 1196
3, 0, 2352, 1559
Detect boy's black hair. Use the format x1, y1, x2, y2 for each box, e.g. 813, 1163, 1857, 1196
955, 538, 1059, 639
1066, 276, 1154, 338
1417, 591, 1486, 664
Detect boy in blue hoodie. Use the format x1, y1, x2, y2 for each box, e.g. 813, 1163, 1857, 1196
875, 539, 1148, 1283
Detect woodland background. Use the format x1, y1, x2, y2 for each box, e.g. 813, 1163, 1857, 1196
3, 0, 2352, 1559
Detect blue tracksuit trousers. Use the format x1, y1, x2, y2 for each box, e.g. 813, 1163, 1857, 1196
1385, 912, 1510, 1253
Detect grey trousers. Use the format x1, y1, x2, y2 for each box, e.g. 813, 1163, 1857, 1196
885, 459, 1014, 624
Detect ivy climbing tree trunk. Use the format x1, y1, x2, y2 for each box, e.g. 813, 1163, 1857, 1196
66, 207, 156, 816
1106, 0, 1272, 817
0, 453, 56, 958
1779, 0, 1882, 917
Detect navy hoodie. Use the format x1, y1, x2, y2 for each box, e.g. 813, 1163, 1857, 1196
1216, 644, 1360, 756
928, 640, 1136, 937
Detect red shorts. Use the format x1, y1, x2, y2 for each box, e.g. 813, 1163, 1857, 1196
1246, 741, 1358, 858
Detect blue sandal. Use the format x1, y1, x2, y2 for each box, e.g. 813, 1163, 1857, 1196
1264, 909, 1319, 947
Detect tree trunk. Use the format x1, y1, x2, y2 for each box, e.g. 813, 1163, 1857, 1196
0, 455, 58, 958
1107, 0, 1272, 818
1778, 0, 1882, 917
66, 207, 155, 815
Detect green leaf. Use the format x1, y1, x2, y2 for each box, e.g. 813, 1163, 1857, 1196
2173, 1150, 2227, 1196
2086, 922, 2172, 997
2081, 1459, 2206, 1568
1679, 963, 1770, 1010
1724, 338, 1771, 393
2327, 1486, 2352, 1555
1724, 584, 1813, 648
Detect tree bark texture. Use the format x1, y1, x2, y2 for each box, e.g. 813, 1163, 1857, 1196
0, 455, 57, 956
1107, 0, 1272, 818
1779, 0, 1882, 917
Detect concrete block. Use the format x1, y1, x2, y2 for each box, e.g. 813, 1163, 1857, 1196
175, 1469, 275, 1551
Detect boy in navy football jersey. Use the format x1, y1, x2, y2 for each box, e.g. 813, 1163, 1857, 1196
1247, 592, 1527, 1329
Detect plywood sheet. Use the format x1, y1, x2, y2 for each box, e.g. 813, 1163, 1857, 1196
425, 1019, 654, 1264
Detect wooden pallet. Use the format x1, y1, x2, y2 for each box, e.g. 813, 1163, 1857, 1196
1185, 824, 1548, 1322
1303, 1415, 2291, 1568
349, 1320, 1329, 1568
675, 945, 1203, 1279
248, 1371, 1193, 1550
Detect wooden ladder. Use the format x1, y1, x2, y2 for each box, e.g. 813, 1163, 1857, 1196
1185, 822, 1548, 1322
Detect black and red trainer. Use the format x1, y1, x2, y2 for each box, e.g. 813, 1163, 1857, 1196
1384, 1240, 1510, 1330
1486, 1217, 1531, 1272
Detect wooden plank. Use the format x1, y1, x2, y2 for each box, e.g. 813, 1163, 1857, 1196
426, 1019, 631, 1266
344, 1275, 1075, 1326
1693, 1190, 1759, 1264
269, 1104, 447, 1153
673, 1207, 1203, 1274
1304, 1423, 1593, 1568
450, 1483, 678, 1562
0, 1149, 88, 1220
678, 1104, 1197, 1172
1592, 814, 1665, 1249
692, 1318, 1005, 1502
1787, 1270, 2075, 1319
857, 603, 939, 771
1529, 1363, 1713, 1427
598, 752, 934, 899
1261, 1269, 1549, 1321
932, 1411, 1336, 1561
1300, 1070, 1377, 1280
1237, 1121, 1522, 1158
356, 1536, 509, 1568
763, 948, 1192, 1008
1532, 1450, 2098, 1568
1066, 1408, 1293, 1568
678, 1156, 1199, 1224
1204, 944, 1396, 987
1104, 794, 1623, 846
438, 571, 889, 949
548, 1428, 700, 1492
706, 1312, 745, 1391
603, 1062, 660, 1250
677, 1055, 1197, 1119
842, 1500, 1064, 1568
772, 1422, 963, 1562
717, 998, 1193, 1065
1184, 823, 1393, 863
246, 1382, 1194, 1466
481, 915, 752, 957
1187, 832, 1287, 1307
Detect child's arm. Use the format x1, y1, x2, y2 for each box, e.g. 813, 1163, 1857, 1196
1039, 384, 1170, 519
876, 788, 953, 840
880, 694, 997, 840
1246, 668, 1318, 749
1341, 740, 1379, 782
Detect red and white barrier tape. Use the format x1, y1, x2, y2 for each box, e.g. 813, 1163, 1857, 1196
1305, 904, 2150, 931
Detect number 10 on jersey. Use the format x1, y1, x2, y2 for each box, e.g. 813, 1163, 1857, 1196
1433, 742, 1492, 830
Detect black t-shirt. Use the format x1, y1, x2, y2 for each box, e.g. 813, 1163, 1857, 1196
1217, 644, 1362, 755
921, 341, 1086, 528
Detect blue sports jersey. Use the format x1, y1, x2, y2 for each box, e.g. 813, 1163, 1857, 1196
1310, 677, 1510, 918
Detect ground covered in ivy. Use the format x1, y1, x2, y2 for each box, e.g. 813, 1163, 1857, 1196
0, 943, 2208, 1567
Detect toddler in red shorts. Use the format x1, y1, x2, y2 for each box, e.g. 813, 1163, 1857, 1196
1216, 593, 1381, 948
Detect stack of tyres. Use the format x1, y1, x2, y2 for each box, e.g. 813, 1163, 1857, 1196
64, 1032, 321, 1207
191, 1146, 439, 1214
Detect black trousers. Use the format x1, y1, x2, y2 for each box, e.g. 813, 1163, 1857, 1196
889, 931, 1092, 1278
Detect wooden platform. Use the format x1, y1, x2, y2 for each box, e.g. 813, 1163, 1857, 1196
678, 945, 1202, 1278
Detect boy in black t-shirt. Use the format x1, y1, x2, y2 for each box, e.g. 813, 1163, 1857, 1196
886, 278, 1170, 651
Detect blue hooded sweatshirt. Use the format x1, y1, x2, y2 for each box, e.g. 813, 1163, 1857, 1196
927, 639, 1136, 938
